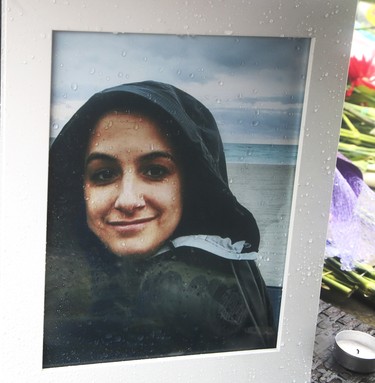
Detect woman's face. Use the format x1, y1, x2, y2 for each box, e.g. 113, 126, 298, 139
84, 112, 183, 257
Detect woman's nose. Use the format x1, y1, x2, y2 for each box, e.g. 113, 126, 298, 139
114, 173, 146, 213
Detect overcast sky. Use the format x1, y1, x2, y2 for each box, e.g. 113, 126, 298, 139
50, 32, 310, 144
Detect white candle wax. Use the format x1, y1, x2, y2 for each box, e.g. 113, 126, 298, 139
337, 339, 375, 359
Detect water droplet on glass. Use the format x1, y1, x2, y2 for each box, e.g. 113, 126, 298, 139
71, 83, 78, 91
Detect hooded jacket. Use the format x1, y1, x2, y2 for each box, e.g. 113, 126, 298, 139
44, 81, 276, 367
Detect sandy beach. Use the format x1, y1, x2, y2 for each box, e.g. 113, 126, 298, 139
226, 163, 296, 287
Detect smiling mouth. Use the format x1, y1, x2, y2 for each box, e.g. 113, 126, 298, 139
107, 217, 155, 232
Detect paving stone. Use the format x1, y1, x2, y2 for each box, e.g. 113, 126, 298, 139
312, 300, 375, 383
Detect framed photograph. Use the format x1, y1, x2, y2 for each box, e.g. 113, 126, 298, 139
0, 1, 357, 382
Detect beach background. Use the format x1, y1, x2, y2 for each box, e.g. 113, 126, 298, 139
227, 162, 295, 287
49, 32, 310, 289
223, 143, 296, 287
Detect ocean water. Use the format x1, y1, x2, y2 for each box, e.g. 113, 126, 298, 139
224, 143, 298, 165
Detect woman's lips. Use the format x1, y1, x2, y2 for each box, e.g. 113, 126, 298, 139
107, 217, 155, 233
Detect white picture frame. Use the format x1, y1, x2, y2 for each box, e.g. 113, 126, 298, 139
0, 1, 357, 382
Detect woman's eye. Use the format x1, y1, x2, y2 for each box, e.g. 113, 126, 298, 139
143, 165, 169, 179
90, 169, 119, 184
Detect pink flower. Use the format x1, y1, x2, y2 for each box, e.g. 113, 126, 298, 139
346, 55, 375, 98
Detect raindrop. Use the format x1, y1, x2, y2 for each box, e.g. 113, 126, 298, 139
71, 83, 78, 91
104, 121, 112, 130
89, 68, 95, 75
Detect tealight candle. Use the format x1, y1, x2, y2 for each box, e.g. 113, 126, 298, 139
333, 330, 375, 374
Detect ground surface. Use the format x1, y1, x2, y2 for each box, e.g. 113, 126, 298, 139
312, 298, 375, 383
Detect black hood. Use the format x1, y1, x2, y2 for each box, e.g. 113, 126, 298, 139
47, 81, 260, 252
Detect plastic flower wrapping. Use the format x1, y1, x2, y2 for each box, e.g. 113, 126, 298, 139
323, 1, 375, 303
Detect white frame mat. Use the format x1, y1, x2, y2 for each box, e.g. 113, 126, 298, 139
0, 1, 356, 382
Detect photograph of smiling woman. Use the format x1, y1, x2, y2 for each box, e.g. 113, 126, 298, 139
44, 81, 276, 367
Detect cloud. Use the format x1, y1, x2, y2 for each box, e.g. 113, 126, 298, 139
50, 32, 310, 143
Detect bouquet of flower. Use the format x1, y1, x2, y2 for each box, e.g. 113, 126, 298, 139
339, 55, 375, 188
322, 3, 375, 303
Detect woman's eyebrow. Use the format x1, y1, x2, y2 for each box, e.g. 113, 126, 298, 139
140, 151, 176, 162
85, 151, 176, 166
85, 152, 117, 166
